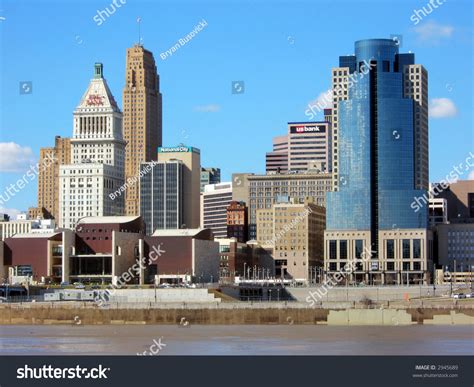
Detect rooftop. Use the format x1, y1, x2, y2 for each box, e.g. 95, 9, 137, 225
76, 216, 141, 225
151, 228, 205, 237
10, 232, 61, 239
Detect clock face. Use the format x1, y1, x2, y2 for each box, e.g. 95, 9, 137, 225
86, 94, 104, 106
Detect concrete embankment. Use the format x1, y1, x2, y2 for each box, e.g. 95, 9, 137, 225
0, 302, 473, 325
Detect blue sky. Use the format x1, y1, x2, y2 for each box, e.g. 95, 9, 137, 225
0, 0, 472, 217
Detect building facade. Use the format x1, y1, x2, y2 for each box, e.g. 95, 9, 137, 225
200, 182, 233, 239
256, 199, 326, 283
59, 63, 125, 229
436, 180, 474, 222
435, 223, 474, 273
200, 167, 221, 192
0, 221, 33, 241
237, 172, 332, 240
157, 146, 201, 229
226, 201, 248, 243
140, 160, 184, 234
123, 45, 163, 216
266, 122, 331, 174
265, 135, 288, 173
145, 228, 219, 284
287, 122, 330, 173
325, 39, 431, 285
30, 136, 71, 221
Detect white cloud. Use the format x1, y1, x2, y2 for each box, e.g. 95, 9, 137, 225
414, 21, 453, 42
193, 104, 221, 113
429, 98, 458, 118
0, 207, 23, 220
0, 142, 37, 172
468, 171, 474, 181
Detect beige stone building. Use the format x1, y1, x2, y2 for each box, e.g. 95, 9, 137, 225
256, 198, 326, 283
29, 136, 71, 220
324, 229, 433, 285
404, 64, 429, 190
123, 44, 163, 216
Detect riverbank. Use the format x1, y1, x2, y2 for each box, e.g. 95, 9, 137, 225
1, 302, 473, 325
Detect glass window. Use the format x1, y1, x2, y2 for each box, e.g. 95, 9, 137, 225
413, 239, 421, 259
329, 240, 337, 260
355, 240, 363, 259
386, 240, 395, 259
403, 239, 410, 259
340, 240, 347, 260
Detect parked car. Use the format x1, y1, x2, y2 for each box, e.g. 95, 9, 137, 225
453, 293, 467, 299
74, 282, 85, 289
0, 296, 7, 303
60, 281, 70, 288
158, 283, 170, 288
465, 293, 474, 298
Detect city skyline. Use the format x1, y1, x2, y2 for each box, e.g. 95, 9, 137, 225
0, 0, 473, 217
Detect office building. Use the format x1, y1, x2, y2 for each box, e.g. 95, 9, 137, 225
325, 39, 432, 285
123, 45, 163, 216
287, 122, 330, 172
233, 171, 332, 240
157, 145, 201, 228
200, 167, 221, 192
436, 180, 474, 222
201, 182, 233, 239
265, 135, 288, 173
29, 136, 71, 221
436, 223, 474, 273
140, 160, 184, 234
226, 201, 248, 243
256, 198, 326, 283
266, 122, 330, 174
59, 63, 125, 229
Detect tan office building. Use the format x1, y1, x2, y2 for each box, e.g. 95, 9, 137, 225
233, 171, 332, 240
256, 198, 326, 283
123, 44, 163, 216
30, 136, 71, 220
157, 146, 201, 229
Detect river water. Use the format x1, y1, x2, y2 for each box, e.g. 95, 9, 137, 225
0, 325, 472, 355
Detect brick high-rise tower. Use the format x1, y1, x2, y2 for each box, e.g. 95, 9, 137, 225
123, 44, 163, 216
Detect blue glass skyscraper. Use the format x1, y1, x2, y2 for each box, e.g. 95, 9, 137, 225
324, 39, 431, 285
